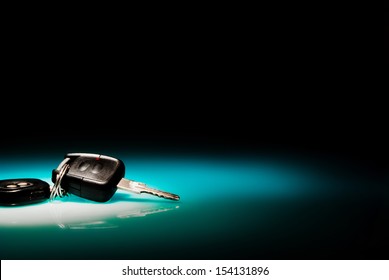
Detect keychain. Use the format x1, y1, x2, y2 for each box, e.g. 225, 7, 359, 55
0, 152, 180, 206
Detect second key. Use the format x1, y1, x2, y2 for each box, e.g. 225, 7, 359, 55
51, 153, 180, 202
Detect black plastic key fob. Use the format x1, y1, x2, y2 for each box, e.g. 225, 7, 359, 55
0, 178, 51, 206
52, 153, 125, 202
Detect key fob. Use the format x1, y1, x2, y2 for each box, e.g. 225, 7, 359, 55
52, 153, 125, 202
0, 178, 51, 206
52, 152, 179, 203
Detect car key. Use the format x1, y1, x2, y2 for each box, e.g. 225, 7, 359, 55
51, 153, 180, 202
0, 178, 50, 206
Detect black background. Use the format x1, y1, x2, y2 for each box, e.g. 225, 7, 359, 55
2, 9, 386, 170
1, 7, 387, 260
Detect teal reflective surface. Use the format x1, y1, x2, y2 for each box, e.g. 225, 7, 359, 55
0, 152, 387, 259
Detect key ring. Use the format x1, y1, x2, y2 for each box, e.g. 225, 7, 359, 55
50, 163, 70, 201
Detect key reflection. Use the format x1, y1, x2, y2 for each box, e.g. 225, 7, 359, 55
54, 204, 180, 230
0, 194, 180, 230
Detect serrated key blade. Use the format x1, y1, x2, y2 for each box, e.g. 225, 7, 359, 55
117, 178, 180, 201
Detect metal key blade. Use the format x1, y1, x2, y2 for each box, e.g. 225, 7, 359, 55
117, 178, 180, 201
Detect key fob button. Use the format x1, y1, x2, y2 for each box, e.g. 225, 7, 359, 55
78, 161, 91, 171
92, 162, 103, 174
18, 182, 33, 187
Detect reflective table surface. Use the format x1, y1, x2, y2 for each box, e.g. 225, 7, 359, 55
1, 151, 388, 259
